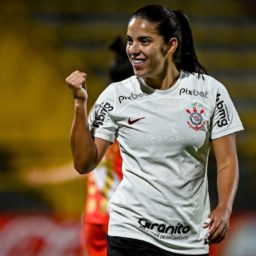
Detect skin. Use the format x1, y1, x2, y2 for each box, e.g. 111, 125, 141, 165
126, 17, 180, 90
65, 17, 239, 245
206, 134, 239, 243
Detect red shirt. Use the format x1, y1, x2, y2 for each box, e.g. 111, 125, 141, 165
84, 141, 122, 224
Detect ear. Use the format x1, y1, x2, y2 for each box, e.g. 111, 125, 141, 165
167, 37, 178, 55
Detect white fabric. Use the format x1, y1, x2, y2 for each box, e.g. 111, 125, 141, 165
88, 70, 243, 255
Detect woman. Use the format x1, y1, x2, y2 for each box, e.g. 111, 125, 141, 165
66, 5, 243, 256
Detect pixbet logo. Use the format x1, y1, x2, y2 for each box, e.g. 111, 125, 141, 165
179, 88, 208, 98
118, 92, 145, 103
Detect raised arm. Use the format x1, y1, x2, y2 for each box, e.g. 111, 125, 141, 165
66, 70, 110, 174
207, 133, 239, 243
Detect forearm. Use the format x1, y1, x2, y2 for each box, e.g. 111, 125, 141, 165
207, 134, 239, 243
216, 156, 239, 215
70, 98, 97, 174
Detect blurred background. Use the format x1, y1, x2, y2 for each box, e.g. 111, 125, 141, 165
0, 0, 255, 255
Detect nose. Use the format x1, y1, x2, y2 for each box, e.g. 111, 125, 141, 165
127, 42, 140, 57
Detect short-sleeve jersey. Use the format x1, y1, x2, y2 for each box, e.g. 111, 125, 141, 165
88, 70, 243, 255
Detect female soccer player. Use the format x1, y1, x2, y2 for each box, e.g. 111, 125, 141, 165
66, 5, 243, 256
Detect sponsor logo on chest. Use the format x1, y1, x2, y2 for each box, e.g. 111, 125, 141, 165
179, 88, 208, 98
118, 92, 146, 103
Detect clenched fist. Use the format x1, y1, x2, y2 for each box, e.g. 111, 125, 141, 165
66, 70, 88, 100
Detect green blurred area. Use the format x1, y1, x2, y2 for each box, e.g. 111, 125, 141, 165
0, 0, 255, 215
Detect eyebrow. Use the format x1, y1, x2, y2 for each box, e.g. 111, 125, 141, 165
126, 35, 153, 40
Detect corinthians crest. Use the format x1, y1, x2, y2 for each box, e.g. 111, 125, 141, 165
186, 107, 206, 131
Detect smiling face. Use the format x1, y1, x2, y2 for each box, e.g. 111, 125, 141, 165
126, 17, 173, 85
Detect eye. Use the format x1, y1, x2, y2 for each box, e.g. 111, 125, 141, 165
141, 37, 151, 45
126, 37, 133, 45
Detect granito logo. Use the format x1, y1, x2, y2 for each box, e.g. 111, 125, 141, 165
179, 88, 208, 98
118, 92, 146, 103
92, 102, 113, 128
216, 92, 229, 127
138, 218, 190, 235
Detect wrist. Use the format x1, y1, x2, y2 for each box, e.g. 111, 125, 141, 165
74, 97, 87, 106
217, 203, 232, 216
72, 87, 88, 101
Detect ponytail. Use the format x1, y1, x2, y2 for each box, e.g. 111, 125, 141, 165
174, 10, 208, 75
130, 5, 208, 76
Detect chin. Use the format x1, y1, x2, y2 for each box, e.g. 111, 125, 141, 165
134, 70, 147, 78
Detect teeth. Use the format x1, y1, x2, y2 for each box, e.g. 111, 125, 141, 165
133, 60, 144, 64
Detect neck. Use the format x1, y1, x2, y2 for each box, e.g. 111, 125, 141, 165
144, 68, 180, 90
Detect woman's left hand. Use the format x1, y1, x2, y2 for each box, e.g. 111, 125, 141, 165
207, 206, 230, 243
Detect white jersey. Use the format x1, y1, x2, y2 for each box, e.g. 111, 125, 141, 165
88, 70, 243, 255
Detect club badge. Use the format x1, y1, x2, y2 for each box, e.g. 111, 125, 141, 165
186, 107, 206, 131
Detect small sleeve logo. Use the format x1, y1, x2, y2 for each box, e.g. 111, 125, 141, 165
92, 101, 114, 128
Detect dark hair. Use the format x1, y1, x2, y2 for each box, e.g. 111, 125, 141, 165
108, 36, 134, 82
130, 5, 208, 75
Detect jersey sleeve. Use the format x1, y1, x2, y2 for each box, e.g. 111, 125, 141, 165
210, 81, 244, 140
88, 84, 117, 143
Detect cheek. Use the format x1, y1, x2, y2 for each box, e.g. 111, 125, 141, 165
148, 46, 166, 62
149, 53, 166, 70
